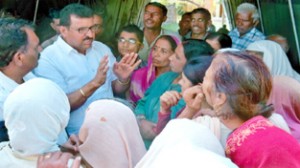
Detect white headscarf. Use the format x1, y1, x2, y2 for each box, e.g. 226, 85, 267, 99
135, 119, 237, 168
247, 40, 300, 82
3, 78, 70, 157
79, 99, 146, 168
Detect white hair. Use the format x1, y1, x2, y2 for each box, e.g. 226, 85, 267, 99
236, 3, 259, 22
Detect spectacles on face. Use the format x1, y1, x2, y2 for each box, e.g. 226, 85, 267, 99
72, 24, 100, 35
117, 38, 140, 45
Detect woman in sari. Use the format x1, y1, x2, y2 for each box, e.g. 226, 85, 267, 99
184, 51, 300, 167
135, 39, 214, 149
129, 35, 180, 103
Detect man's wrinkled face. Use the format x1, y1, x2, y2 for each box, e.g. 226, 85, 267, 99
235, 12, 256, 36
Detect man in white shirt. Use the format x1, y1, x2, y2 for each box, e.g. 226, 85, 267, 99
0, 18, 41, 142
34, 3, 140, 135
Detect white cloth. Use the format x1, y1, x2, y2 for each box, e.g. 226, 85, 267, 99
0, 78, 70, 167
79, 99, 146, 168
34, 36, 117, 134
135, 119, 237, 168
0, 72, 35, 121
138, 28, 181, 62
246, 40, 300, 82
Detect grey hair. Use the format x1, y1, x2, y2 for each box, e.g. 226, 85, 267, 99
0, 18, 34, 67
237, 3, 259, 22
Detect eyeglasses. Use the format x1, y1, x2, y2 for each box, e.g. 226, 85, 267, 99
117, 38, 140, 45
72, 24, 100, 35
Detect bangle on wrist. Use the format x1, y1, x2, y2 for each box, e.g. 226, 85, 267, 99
79, 88, 87, 97
117, 78, 130, 85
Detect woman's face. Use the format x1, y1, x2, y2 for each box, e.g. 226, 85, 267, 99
178, 72, 193, 92
152, 38, 174, 68
169, 44, 187, 73
118, 31, 142, 57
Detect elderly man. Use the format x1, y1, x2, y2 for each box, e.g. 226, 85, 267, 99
34, 3, 140, 135
139, 2, 181, 63
0, 18, 41, 141
229, 2, 265, 50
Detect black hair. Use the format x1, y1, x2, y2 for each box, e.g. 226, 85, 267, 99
0, 18, 33, 67
117, 24, 143, 43
183, 56, 213, 85
145, 2, 167, 16
59, 3, 93, 27
206, 32, 232, 49
182, 39, 214, 61
191, 7, 211, 21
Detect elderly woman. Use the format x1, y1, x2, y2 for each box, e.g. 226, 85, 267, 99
0, 78, 70, 167
182, 51, 300, 167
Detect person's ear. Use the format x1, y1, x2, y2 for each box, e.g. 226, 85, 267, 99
59, 26, 68, 38
162, 15, 167, 22
12, 51, 25, 66
215, 92, 227, 107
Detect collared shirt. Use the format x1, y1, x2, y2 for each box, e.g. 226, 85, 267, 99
229, 28, 265, 50
0, 72, 34, 121
34, 36, 117, 134
138, 28, 181, 62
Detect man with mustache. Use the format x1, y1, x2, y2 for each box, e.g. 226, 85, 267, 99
139, 2, 181, 64
34, 3, 140, 135
229, 3, 265, 50
0, 18, 41, 142
190, 8, 212, 40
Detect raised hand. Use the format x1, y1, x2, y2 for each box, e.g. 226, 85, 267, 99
160, 91, 181, 114
113, 52, 141, 81
93, 55, 109, 87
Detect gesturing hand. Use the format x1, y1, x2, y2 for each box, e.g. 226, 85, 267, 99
93, 55, 109, 87
160, 91, 181, 114
113, 52, 141, 81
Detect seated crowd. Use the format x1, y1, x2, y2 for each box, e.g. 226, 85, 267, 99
0, 2, 299, 168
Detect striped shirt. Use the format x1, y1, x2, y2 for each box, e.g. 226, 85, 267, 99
229, 28, 265, 50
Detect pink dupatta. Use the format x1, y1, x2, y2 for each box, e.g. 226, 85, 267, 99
226, 115, 300, 168
268, 76, 300, 142
129, 36, 180, 103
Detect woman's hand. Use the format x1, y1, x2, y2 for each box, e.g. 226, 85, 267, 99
160, 91, 181, 114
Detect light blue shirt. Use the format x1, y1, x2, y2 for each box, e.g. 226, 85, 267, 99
0, 72, 35, 121
34, 36, 117, 134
